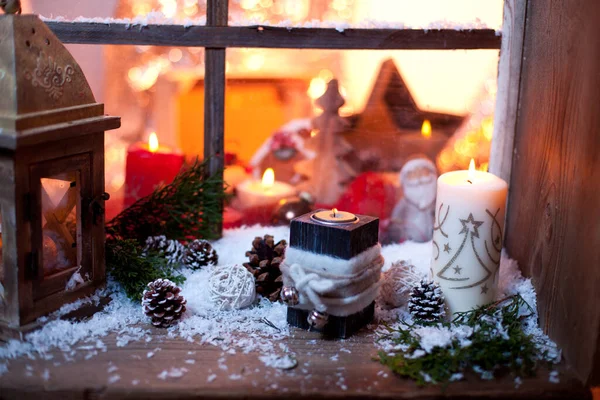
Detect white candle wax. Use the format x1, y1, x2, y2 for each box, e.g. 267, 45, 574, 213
236, 179, 296, 210
430, 169, 508, 316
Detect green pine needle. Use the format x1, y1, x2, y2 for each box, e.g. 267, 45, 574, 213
105, 237, 185, 302
378, 295, 551, 386
104, 158, 227, 301
106, 158, 229, 243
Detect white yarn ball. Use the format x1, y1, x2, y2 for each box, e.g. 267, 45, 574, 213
209, 264, 256, 310
378, 260, 423, 309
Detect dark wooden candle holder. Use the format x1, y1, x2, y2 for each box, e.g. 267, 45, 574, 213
287, 210, 379, 338
289, 210, 379, 259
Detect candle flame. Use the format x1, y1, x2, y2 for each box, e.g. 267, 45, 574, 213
468, 158, 476, 182
148, 132, 159, 153
421, 119, 432, 139
262, 168, 275, 189
332, 208, 338, 217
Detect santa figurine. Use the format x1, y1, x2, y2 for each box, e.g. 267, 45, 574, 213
383, 156, 437, 243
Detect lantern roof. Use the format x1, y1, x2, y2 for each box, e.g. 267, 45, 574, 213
0, 14, 119, 150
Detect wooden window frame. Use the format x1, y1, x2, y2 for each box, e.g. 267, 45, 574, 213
46, 0, 524, 234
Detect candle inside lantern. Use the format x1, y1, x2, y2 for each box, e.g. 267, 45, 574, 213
431, 159, 508, 316
124, 132, 185, 207
236, 168, 296, 210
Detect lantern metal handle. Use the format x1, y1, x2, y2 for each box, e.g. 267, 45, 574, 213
88, 192, 110, 225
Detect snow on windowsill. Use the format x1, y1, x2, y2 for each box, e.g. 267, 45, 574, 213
0, 224, 550, 384
40, 12, 207, 29
40, 14, 501, 35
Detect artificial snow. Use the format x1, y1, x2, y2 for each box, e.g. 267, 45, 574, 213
158, 367, 188, 380
258, 354, 297, 370
41, 13, 207, 28
40, 14, 500, 35
0, 224, 558, 388
41, 368, 50, 381
411, 326, 454, 353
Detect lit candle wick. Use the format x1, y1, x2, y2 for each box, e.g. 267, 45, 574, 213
261, 168, 275, 191
332, 208, 338, 218
148, 132, 159, 153
467, 158, 476, 184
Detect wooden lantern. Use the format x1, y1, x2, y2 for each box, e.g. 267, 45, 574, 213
0, 15, 120, 338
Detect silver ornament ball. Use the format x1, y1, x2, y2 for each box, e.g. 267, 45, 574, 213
307, 309, 329, 330
280, 286, 299, 306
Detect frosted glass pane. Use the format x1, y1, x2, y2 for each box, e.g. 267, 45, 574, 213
41, 173, 79, 276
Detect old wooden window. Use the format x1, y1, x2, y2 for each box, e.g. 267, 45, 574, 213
33, 0, 516, 230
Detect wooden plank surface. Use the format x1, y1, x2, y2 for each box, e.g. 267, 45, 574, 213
504, 0, 600, 386
489, 0, 527, 182
0, 328, 589, 399
45, 22, 502, 49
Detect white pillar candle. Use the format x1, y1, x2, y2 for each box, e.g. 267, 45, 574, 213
431, 160, 508, 316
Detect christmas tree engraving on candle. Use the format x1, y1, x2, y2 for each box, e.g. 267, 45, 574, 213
434, 206, 503, 291
484, 209, 503, 265
431, 161, 508, 315
432, 203, 450, 261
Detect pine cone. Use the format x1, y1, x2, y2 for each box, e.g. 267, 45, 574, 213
144, 235, 185, 266
408, 279, 446, 322
243, 234, 287, 302
184, 239, 218, 270
142, 278, 187, 328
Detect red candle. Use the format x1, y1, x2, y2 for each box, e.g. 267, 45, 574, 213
124, 132, 185, 207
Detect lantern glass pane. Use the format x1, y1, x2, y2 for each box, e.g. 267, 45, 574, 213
40, 172, 80, 277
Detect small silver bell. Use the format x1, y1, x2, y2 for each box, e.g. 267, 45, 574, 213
280, 286, 299, 306
307, 309, 329, 330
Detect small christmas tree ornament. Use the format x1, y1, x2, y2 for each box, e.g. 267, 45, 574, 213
143, 235, 185, 266
208, 265, 256, 310
378, 260, 423, 309
243, 235, 287, 302
294, 79, 357, 205
280, 286, 299, 306
184, 239, 218, 270
408, 279, 446, 322
142, 278, 187, 328
307, 309, 329, 330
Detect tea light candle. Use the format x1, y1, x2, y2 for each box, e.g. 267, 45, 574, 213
431, 160, 508, 315
236, 168, 296, 210
311, 208, 357, 224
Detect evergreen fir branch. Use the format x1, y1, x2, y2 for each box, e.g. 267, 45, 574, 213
105, 237, 185, 302
106, 158, 228, 243
378, 295, 552, 386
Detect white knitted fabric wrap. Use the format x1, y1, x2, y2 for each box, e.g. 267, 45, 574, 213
280, 244, 384, 317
